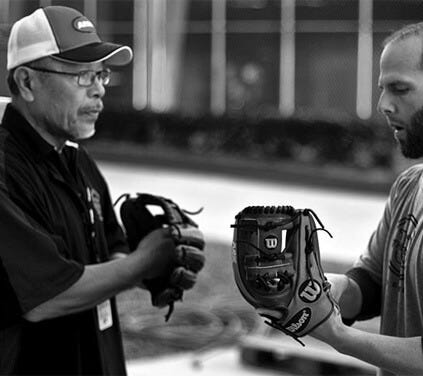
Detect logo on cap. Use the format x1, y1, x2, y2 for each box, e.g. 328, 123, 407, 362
73, 17, 95, 33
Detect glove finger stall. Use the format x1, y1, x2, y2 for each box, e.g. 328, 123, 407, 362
170, 266, 197, 290
172, 226, 205, 250
175, 245, 205, 272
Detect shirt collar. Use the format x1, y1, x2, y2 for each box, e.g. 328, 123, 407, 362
1, 104, 69, 161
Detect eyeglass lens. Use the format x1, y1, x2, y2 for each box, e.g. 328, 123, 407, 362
79, 70, 110, 86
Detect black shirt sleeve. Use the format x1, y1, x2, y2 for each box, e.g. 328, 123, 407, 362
0, 190, 84, 314
0, 259, 21, 328
345, 266, 382, 321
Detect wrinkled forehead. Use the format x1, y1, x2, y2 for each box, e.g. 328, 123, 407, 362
379, 35, 423, 84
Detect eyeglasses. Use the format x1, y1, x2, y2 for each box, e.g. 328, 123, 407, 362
24, 66, 111, 87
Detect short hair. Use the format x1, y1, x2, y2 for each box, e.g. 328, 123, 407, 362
383, 22, 423, 47
382, 23, 423, 69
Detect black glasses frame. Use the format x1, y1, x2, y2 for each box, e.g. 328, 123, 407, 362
24, 66, 111, 87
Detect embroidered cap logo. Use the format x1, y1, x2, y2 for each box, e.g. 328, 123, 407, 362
72, 17, 95, 33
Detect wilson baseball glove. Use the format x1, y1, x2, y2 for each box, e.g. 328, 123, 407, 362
231, 205, 336, 345
117, 193, 205, 320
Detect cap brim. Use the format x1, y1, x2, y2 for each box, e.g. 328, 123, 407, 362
52, 42, 133, 66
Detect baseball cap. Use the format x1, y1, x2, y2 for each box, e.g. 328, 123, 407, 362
7, 6, 133, 70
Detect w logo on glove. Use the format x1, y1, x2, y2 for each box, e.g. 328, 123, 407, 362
264, 236, 278, 249
299, 279, 322, 303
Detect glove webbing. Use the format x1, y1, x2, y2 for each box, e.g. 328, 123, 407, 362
231, 215, 298, 298
230, 209, 301, 264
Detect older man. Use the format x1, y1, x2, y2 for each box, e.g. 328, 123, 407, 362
0, 6, 178, 375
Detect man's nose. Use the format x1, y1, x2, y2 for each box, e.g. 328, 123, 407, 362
377, 91, 395, 115
88, 77, 106, 98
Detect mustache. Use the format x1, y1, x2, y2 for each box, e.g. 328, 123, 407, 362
387, 106, 423, 129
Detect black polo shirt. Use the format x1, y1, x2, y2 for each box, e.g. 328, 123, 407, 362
0, 104, 130, 375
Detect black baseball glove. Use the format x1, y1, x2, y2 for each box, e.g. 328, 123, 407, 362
117, 193, 205, 320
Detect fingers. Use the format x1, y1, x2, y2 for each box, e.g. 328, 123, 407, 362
175, 244, 205, 273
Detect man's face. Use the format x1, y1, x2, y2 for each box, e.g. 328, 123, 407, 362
27, 58, 106, 146
378, 35, 423, 158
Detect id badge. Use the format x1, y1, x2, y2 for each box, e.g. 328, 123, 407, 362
97, 300, 113, 331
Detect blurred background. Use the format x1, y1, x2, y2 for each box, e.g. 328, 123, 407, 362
0, 0, 420, 118
1, 0, 421, 190
0, 0, 421, 375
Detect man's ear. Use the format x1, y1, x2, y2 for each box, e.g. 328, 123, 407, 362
13, 67, 35, 102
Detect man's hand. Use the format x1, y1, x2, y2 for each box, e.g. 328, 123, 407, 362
131, 228, 176, 281
309, 273, 362, 346
308, 304, 346, 344
256, 303, 347, 349
257, 273, 361, 346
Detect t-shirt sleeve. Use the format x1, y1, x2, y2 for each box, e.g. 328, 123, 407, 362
345, 168, 416, 320
345, 266, 382, 320
0, 190, 84, 316
352, 171, 399, 282
343, 203, 388, 321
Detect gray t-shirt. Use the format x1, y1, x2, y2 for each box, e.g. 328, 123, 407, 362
355, 164, 423, 376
